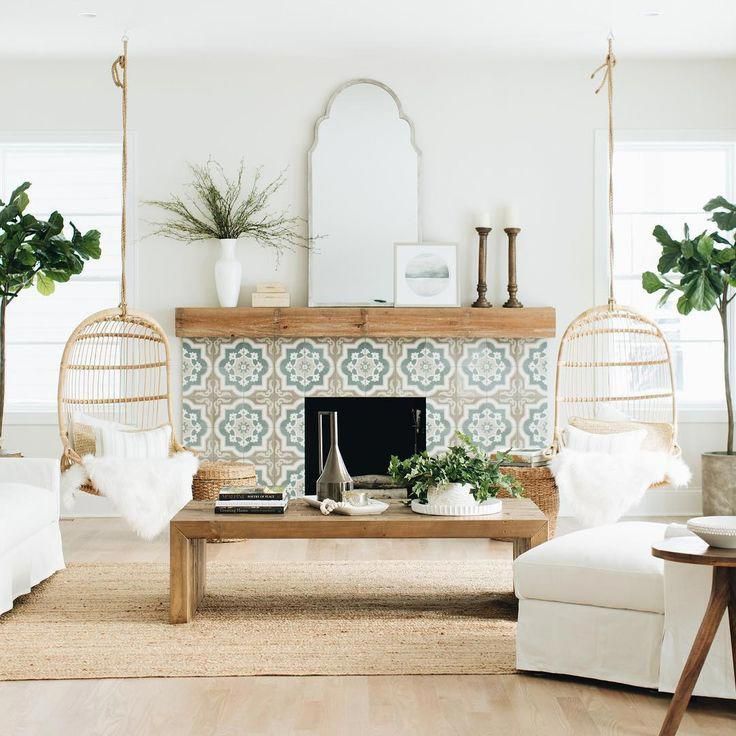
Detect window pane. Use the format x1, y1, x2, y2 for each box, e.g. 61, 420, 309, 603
613, 279, 722, 342
613, 212, 714, 276
608, 141, 733, 408
0, 140, 123, 412
615, 147, 730, 213
5, 343, 65, 411
2, 145, 121, 214
6, 280, 120, 343
670, 342, 726, 406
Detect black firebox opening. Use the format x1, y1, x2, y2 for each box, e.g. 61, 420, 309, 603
304, 397, 426, 494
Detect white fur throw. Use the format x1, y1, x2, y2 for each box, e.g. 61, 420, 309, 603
550, 449, 691, 528
62, 452, 198, 540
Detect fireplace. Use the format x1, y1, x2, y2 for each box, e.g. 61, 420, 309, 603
180, 335, 549, 495
304, 397, 426, 494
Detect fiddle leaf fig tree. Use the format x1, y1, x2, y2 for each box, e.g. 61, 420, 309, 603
642, 196, 736, 454
0, 182, 101, 440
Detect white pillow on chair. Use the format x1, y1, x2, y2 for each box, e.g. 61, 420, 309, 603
70, 412, 136, 454
93, 424, 172, 458
569, 416, 674, 454
563, 424, 646, 454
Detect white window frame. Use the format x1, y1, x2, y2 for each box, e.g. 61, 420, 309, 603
594, 129, 736, 423
0, 131, 136, 425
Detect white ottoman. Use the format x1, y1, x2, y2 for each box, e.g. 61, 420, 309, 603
514, 521, 668, 688
514, 520, 736, 699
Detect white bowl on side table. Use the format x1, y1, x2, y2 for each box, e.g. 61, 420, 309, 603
686, 516, 736, 549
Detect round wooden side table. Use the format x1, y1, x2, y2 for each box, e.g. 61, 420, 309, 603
651, 537, 736, 736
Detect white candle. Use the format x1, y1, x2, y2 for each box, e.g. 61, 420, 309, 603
503, 205, 520, 228
475, 211, 491, 228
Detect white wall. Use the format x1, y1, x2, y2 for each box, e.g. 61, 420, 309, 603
3, 53, 735, 515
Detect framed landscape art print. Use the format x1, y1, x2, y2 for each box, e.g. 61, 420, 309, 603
394, 242, 459, 307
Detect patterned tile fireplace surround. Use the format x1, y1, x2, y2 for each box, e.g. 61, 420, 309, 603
181, 336, 549, 496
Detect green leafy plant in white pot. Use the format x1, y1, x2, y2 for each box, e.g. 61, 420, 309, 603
643, 196, 736, 514
147, 160, 310, 307
388, 433, 522, 514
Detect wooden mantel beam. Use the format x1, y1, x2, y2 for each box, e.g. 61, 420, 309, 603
175, 306, 555, 339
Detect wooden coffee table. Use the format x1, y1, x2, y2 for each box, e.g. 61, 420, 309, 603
651, 537, 736, 736
169, 498, 548, 624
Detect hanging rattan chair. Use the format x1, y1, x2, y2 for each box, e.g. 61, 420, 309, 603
58, 308, 184, 495
57, 40, 184, 495
551, 304, 680, 485
549, 39, 681, 486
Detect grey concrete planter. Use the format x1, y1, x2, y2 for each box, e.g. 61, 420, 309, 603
701, 452, 736, 515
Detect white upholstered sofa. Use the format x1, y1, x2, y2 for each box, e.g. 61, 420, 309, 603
0, 458, 65, 615
514, 521, 735, 699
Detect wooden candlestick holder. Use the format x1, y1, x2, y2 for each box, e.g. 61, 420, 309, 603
503, 227, 523, 308
472, 226, 492, 308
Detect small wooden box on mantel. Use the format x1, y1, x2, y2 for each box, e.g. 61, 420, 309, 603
174, 306, 556, 339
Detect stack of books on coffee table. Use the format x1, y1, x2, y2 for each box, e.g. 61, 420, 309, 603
214, 486, 289, 514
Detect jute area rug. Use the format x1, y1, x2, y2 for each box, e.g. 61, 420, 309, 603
0, 560, 516, 681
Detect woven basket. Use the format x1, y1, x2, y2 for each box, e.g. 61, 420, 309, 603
192, 460, 257, 501
499, 466, 559, 538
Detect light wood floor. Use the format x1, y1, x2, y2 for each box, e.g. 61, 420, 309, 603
1, 518, 734, 736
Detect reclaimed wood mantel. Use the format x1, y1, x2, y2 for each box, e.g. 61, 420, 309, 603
175, 306, 555, 339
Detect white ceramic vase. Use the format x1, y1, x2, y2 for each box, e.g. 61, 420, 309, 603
214, 238, 242, 308
426, 482, 476, 506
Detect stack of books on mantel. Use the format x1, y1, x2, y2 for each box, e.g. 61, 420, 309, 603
251, 282, 290, 308
214, 486, 289, 514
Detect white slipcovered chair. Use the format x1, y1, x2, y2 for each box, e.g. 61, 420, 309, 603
0, 458, 65, 615
514, 521, 735, 699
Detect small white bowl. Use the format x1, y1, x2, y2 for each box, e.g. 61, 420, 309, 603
686, 516, 736, 549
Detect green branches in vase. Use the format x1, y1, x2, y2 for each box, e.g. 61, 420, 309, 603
146, 159, 312, 308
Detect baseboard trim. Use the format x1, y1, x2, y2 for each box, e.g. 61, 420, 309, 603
61, 494, 118, 519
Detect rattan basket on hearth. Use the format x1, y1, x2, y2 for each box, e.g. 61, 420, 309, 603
192, 460, 257, 501
499, 466, 559, 538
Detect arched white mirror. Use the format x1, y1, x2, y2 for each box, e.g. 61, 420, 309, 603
308, 79, 421, 306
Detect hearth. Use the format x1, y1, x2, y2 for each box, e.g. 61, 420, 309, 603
305, 397, 426, 494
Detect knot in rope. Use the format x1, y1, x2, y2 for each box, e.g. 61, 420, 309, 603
590, 41, 616, 95
111, 54, 126, 89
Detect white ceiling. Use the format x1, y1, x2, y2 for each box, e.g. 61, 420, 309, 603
3, 0, 735, 59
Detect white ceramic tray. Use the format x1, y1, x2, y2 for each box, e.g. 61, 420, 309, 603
304, 496, 389, 516
686, 516, 736, 549
410, 498, 503, 517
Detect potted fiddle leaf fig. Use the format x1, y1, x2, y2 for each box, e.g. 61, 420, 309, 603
643, 195, 736, 514
0, 182, 101, 448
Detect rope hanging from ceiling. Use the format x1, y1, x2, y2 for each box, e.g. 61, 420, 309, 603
550, 36, 680, 484
57, 38, 184, 495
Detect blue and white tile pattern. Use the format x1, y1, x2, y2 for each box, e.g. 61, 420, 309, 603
182, 336, 549, 496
